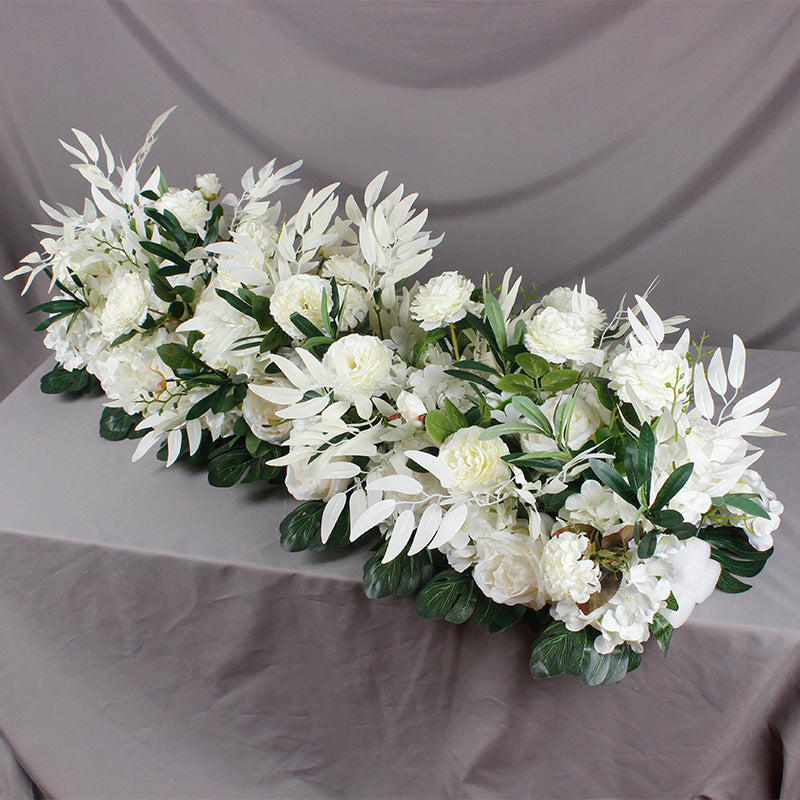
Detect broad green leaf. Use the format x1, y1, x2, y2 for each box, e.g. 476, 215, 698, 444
139, 240, 192, 272
483, 292, 507, 351
511, 396, 553, 437
540, 369, 580, 393
529, 620, 590, 679
363, 544, 433, 598
496, 374, 539, 395
587, 376, 615, 410
650, 613, 673, 656
207, 450, 249, 488
647, 509, 684, 530
637, 422, 655, 503
99, 407, 143, 441
712, 493, 771, 521
157, 343, 208, 375
582, 643, 638, 686
425, 409, 458, 444
637, 530, 657, 559
415, 569, 478, 624
40, 364, 97, 395
515, 352, 549, 379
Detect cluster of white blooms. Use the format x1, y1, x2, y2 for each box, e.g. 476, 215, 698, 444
10, 112, 784, 680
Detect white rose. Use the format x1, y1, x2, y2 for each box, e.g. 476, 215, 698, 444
396, 390, 426, 426
322, 334, 394, 400
542, 531, 602, 604
607, 344, 690, 422
156, 188, 211, 236
195, 173, 221, 200
242, 385, 293, 444
524, 307, 603, 367
541, 285, 606, 332
438, 426, 511, 493
472, 528, 547, 609
322, 254, 372, 290
410, 271, 476, 330
99, 273, 149, 341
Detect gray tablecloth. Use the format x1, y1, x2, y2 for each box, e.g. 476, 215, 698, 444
0, 352, 797, 799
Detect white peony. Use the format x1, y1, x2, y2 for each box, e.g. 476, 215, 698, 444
607, 344, 690, 422
195, 173, 222, 200
472, 528, 547, 608
99, 273, 149, 341
523, 307, 603, 367
438, 426, 511, 493
410, 271, 476, 330
541, 531, 602, 604
156, 188, 211, 236
322, 334, 394, 400
541, 284, 606, 332
242, 384, 293, 444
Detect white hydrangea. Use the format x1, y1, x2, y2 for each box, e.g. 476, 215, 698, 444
541, 532, 602, 604
523, 307, 603, 367
99, 273, 149, 342
438, 426, 511, 493
410, 271, 476, 330
156, 188, 211, 236
728, 469, 783, 551
322, 334, 394, 401
607, 344, 691, 422
562, 479, 637, 532
270, 274, 368, 339
541, 284, 605, 332
472, 527, 547, 609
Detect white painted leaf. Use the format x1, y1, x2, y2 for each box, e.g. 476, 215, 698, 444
428, 505, 469, 549
350, 499, 396, 541
383, 510, 416, 563
186, 418, 202, 455
634, 294, 664, 344
131, 430, 162, 462
728, 334, 746, 388
407, 505, 442, 556
707, 349, 728, 397
270, 354, 314, 390
294, 348, 332, 386
275, 394, 330, 419
71, 128, 99, 162
716, 410, 769, 439
693, 363, 714, 419
321, 492, 347, 544
404, 450, 455, 487
626, 307, 655, 349
323, 462, 362, 480
731, 378, 780, 419
364, 171, 388, 208
248, 384, 303, 405
366, 475, 423, 495
166, 428, 183, 467
348, 489, 368, 540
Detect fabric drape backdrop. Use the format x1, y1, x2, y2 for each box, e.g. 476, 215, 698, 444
2, 1, 800, 399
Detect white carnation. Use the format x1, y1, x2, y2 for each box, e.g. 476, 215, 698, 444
195, 173, 222, 200
524, 307, 603, 367
607, 344, 690, 422
410, 271, 476, 331
99, 273, 149, 341
472, 528, 547, 609
322, 334, 394, 400
156, 188, 211, 236
542, 532, 602, 604
438, 426, 511, 493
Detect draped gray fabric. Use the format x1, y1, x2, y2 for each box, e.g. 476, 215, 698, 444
3, 1, 800, 398
0, 353, 798, 798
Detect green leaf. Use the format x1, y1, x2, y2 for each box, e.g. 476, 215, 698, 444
666, 592, 679, 611
650, 613, 673, 656
442, 398, 468, 429
27, 298, 84, 315
637, 530, 657, 559
425, 409, 459, 444
473, 601, 527, 633
452, 360, 501, 376
415, 569, 478, 624
588, 459, 640, 509
363, 543, 433, 599
290, 312, 326, 340
463, 311, 503, 361
699, 525, 773, 592
650, 463, 694, 513
139, 240, 192, 272
144, 207, 191, 251
638, 422, 655, 504
483, 292, 507, 351
99, 407, 143, 441
712, 493, 771, 521
40, 364, 96, 395
147, 260, 177, 303
515, 352, 549, 379
279, 500, 325, 551
511, 396, 553, 437
647, 509, 684, 530
582, 643, 639, 686
412, 328, 448, 364
496, 374, 540, 395
540, 369, 580, 393
157, 343, 209, 376
529, 620, 590, 679
587, 376, 615, 410
443, 368, 498, 394
479, 422, 547, 440
207, 450, 249, 487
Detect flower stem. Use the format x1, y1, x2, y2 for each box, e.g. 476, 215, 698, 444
450, 323, 460, 360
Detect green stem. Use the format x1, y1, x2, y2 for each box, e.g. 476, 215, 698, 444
450, 323, 460, 360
